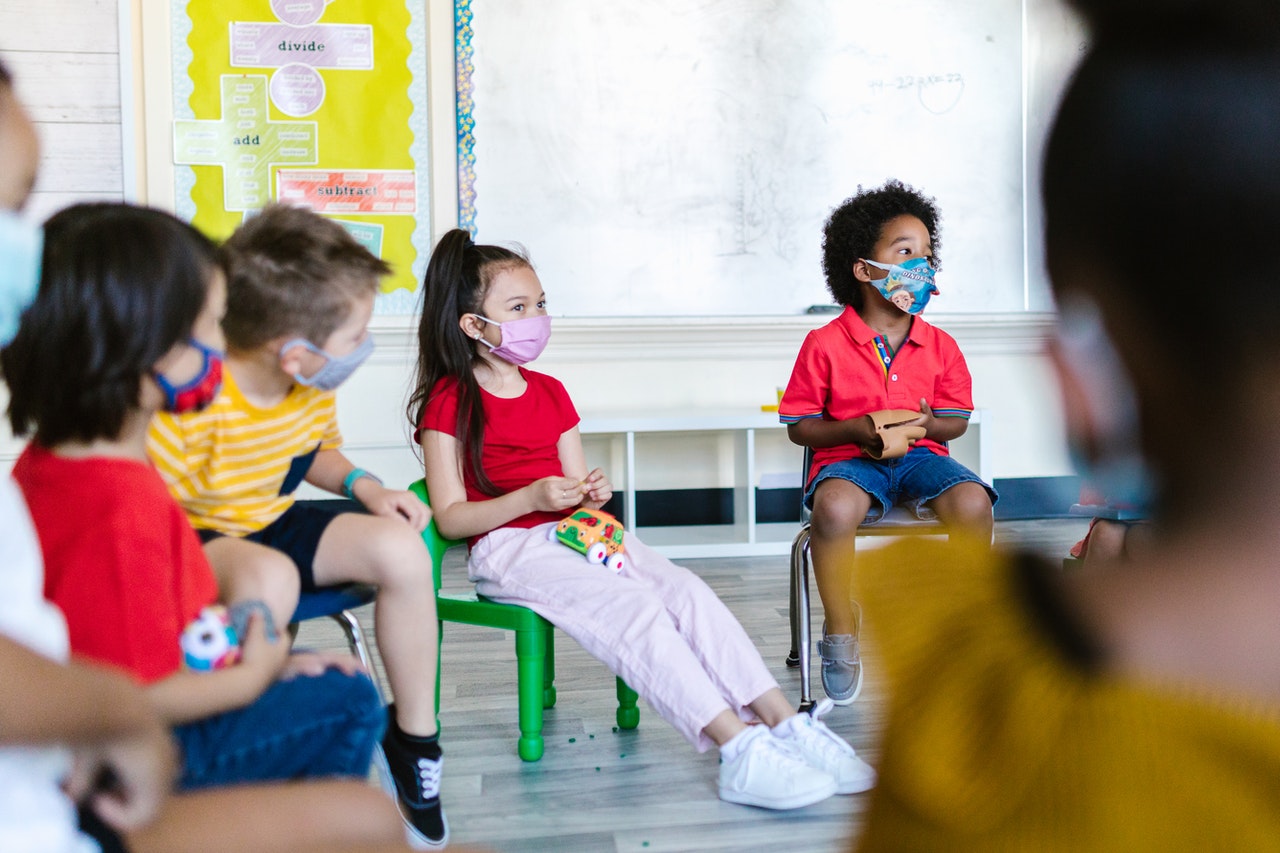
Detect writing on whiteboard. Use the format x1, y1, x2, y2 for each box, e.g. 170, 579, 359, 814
868, 72, 966, 115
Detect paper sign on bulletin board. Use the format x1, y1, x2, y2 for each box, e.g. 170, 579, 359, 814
171, 0, 429, 312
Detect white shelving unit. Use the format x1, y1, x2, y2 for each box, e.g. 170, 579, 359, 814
578, 410, 988, 559
579, 411, 787, 558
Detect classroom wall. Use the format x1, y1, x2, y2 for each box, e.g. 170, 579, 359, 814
0, 1, 1075, 493
0, 1, 127, 223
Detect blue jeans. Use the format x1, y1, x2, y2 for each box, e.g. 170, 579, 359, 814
173, 668, 384, 790
804, 447, 998, 523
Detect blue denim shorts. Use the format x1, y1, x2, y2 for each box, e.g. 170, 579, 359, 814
173, 667, 384, 789
803, 447, 998, 524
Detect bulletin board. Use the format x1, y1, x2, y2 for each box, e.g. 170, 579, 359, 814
171, 0, 429, 312
456, 0, 1086, 317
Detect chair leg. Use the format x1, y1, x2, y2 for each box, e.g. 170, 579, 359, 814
514, 627, 546, 761
543, 628, 557, 709
792, 528, 816, 713
786, 523, 810, 668
331, 610, 385, 703
433, 619, 444, 717
615, 677, 640, 730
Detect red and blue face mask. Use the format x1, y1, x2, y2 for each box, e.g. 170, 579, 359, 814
153, 339, 224, 414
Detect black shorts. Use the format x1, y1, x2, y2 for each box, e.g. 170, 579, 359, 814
197, 499, 363, 591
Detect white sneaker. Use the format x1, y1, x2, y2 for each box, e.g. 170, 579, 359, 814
718, 726, 837, 809
774, 699, 876, 794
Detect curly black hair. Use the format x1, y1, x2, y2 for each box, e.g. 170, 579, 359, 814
820, 180, 941, 309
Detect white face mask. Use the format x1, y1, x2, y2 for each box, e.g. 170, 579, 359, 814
0, 209, 42, 346
1054, 294, 1153, 511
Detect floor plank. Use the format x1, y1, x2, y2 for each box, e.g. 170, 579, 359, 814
295, 517, 1089, 852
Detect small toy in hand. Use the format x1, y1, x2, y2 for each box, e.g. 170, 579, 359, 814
864, 409, 927, 460
549, 508, 626, 573
180, 605, 241, 671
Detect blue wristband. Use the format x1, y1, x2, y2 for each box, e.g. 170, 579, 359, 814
342, 467, 382, 500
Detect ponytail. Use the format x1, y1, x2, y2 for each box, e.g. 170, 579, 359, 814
408, 229, 530, 497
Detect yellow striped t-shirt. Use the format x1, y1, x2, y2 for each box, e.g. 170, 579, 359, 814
147, 369, 343, 535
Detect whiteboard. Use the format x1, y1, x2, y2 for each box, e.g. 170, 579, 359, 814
462, 0, 1085, 317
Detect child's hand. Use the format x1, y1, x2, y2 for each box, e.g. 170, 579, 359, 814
852, 414, 885, 454
905, 398, 936, 440
236, 611, 288, 691
280, 650, 366, 681
65, 719, 175, 833
581, 468, 613, 510
530, 476, 588, 512
353, 481, 432, 532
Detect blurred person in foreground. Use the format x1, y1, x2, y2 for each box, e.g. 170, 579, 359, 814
853, 0, 1280, 849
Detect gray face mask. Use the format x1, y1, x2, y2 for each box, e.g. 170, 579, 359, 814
281, 335, 374, 391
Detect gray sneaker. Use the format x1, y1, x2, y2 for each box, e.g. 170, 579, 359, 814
817, 631, 863, 705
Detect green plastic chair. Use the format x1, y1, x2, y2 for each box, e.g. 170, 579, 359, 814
409, 479, 639, 761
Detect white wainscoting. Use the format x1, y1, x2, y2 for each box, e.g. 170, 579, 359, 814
266, 312, 1068, 504
3, 312, 1065, 478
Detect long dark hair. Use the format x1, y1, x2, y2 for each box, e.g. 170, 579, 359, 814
2, 203, 216, 445
408, 229, 531, 496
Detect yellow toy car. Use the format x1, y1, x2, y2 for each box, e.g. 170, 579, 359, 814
550, 508, 627, 573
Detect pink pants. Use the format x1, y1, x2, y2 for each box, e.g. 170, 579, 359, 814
468, 523, 780, 751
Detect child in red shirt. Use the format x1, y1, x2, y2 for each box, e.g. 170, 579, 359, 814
410, 230, 876, 811
4, 203, 383, 793
780, 181, 997, 706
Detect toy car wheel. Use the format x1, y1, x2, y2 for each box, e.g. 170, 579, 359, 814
586, 542, 608, 564
605, 553, 625, 574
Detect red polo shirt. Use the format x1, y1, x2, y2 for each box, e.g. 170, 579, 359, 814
780, 305, 974, 486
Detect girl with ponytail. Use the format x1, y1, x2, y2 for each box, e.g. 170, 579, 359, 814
408, 229, 875, 811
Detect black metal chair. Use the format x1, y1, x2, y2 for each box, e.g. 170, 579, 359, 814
290, 582, 385, 700
785, 447, 944, 711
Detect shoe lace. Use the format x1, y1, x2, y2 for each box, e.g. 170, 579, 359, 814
746, 731, 808, 770
415, 756, 443, 799
800, 699, 856, 760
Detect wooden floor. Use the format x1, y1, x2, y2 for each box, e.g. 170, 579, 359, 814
294, 518, 1090, 853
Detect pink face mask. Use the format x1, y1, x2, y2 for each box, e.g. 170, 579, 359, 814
474, 313, 551, 365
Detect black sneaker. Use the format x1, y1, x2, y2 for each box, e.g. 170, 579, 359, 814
376, 709, 448, 849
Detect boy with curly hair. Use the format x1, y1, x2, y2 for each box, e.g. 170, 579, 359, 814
779, 180, 996, 705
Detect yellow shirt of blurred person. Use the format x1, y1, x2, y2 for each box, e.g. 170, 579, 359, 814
854, 538, 1280, 852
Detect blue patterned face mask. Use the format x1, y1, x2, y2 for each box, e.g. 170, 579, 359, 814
863, 257, 939, 315
0, 210, 42, 346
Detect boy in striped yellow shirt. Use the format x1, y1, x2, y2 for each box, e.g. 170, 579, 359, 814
147, 204, 448, 849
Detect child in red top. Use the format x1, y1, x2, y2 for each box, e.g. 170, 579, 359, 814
780, 181, 997, 706
4, 203, 383, 793
409, 230, 876, 811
